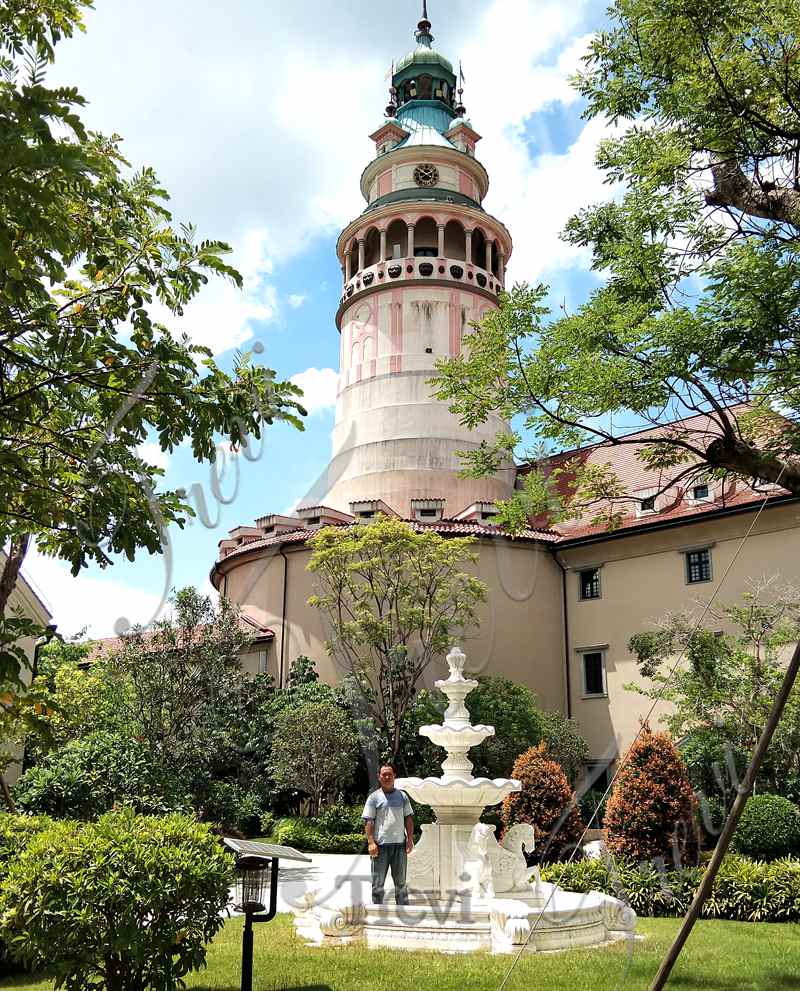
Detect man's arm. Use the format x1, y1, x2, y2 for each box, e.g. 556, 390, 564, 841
405, 814, 414, 854
364, 817, 379, 858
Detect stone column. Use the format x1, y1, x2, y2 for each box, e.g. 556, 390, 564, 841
465, 230, 473, 265
345, 252, 352, 282
485, 239, 493, 273
407, 223, 415, 258
380, 228, 387, 263
499, 250, 506, 284
358, 238, 365, 272
438, 223, 446, 257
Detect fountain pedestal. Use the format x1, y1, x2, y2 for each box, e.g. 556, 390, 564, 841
293, 647, 637, 954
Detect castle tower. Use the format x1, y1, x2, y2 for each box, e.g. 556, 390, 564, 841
313, 5, 515, 519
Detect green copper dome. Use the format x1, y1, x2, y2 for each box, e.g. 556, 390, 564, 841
395, 45, 454, 77
386, 3, 464, 134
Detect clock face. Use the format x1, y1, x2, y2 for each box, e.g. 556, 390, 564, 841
414, 164, 439, 187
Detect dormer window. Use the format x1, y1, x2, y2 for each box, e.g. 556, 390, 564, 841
412, 499, 446, 523
692, 483, 709, 500
306, 516, 321, 526
640, 496, 656, 512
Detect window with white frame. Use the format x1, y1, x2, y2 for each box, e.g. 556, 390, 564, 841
692, 482, 710, 501
582, 651, 607, 697
685, 547, 713, 584
636, 487, 658, 516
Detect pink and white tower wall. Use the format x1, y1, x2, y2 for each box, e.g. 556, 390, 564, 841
312, 6, 515, 521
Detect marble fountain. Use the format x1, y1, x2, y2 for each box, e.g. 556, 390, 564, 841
294, 647, 636, 954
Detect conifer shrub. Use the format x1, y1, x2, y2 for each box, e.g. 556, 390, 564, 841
605, 725, 698, 866
732, 794, 800, 861
501, 743, 584, 863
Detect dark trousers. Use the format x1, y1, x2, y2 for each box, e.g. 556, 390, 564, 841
371, 842, 409, 905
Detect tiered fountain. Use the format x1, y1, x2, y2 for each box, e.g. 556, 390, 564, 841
294, 648, 636, 954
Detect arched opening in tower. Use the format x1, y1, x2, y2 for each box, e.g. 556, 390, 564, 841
348, 240, 359, 276
491, 239, 500, 278
364, 227, 381, 268
444, 220, 467, 260
472, 227, 487, 269
414, 216, 438, 257
386, 219, 408, 260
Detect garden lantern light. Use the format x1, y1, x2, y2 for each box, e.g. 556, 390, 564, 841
223, 839, 311, 991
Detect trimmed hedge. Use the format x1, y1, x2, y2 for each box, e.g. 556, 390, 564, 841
732, 794, 800, 861
272, 817, 365, 854
542, 855, 800, 922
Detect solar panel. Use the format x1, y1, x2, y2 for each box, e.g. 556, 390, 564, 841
223, 838, 312, 863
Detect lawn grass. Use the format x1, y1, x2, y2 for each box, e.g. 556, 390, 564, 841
2, 914, 798, 991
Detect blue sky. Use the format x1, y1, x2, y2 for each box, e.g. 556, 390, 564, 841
23, 0, 616, 637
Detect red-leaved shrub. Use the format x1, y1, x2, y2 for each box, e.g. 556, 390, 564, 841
605, 724, 698, 866
501, 743, 585, 863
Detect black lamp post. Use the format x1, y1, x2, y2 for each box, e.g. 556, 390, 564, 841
223, 839, 311, 991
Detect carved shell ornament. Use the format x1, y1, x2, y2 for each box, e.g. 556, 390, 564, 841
414, 163, 439, 187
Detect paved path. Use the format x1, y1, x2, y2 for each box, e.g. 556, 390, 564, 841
229, 853, 388, 915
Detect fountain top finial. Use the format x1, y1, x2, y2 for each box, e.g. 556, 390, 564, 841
446, 645, 467, 680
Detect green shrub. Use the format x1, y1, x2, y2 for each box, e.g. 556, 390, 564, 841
0, 814, 53, 977
732, 794, 800, 861
13, 731, 187, 819
0, 808, 233, 991
196, 781, 265, 836
312, 803, 365, 837
578, 788, 607, 828
543, 855, 800, 922
259, 811, 276, 837
272, 817, 364, 854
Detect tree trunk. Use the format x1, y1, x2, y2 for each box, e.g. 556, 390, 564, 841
0, 774, 16, 812
705, 156, 800, 228
0, 534, 31, 619
705, 437, 800, 496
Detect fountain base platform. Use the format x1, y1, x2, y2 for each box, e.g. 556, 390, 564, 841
293, 881, 636, 955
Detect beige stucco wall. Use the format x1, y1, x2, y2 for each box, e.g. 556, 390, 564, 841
3, 564, 52, 785
558, 501, 800, 763
219, 536, 566, 713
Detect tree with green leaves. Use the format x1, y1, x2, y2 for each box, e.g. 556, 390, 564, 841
432, 0, 800, 532
0, 1, 305, 664
108, 587, 252, 772
268, 700, 359, 817
307, 517, 487, 766
628, 580, 800, 800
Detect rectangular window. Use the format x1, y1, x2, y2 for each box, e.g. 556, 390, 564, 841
686, 548, 712, 584
692, 483, 710, 500
258, 651, 267, 675
640, 495, 656, 512
579, 568, 601, 600
582, 652, 606, 697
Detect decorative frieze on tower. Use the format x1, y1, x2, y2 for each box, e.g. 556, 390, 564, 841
312, 5, 515, 518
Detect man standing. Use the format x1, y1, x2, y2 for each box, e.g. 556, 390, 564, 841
362, 764, 414, 905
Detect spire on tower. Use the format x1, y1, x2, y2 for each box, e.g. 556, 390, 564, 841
415, 0, 434, 47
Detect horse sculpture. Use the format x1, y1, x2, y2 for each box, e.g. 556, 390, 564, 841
464, 821, 536, 898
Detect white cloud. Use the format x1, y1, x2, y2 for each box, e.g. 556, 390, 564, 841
290, 367, 339, 415
288, 294, 307, 309
22, 547, 166, 640
137, 441, 171, 473
149, 228, 278, 356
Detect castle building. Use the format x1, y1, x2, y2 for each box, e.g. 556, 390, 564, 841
212, 9, 800, 782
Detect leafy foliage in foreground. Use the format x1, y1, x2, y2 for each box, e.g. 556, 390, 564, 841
544, 855, 800, 923
0, 809, 233, 991
431, 1, 800, 533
